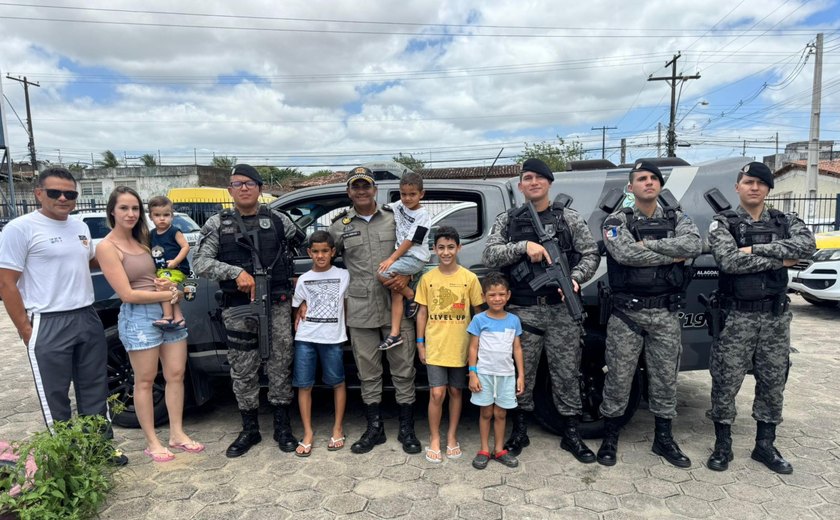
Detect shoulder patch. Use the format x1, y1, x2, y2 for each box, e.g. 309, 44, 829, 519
603, 216, 622, 229
331, 208, 349, 223
381, 204, 393, 212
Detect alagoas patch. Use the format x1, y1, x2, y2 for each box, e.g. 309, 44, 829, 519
603, 216, 621, 240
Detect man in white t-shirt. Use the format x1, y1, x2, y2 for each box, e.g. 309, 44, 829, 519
0, 167, 127, 465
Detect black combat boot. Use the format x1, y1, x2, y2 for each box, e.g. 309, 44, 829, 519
226, 409, 261, 458
596, 417, 620, 466
751, 421, 793, 474
273, 404, 298, 453
351, 404, 386, 454
503, 408, 530, 456
560, 416, 596, 463
651, 416, 691, 468
707, 422, 734, 471
397, 403, 422, 454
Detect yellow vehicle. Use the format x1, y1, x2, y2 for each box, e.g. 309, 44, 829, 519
815, 229, 840, 249
167, 187, 276, 206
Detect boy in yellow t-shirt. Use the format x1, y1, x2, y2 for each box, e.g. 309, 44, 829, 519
415, 226, 484, 463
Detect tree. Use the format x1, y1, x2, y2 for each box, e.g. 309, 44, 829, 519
393, 153, 425, 171
308, 169, 335, 178
67, 162, 88, 172
211, 155, 236, 169
140, 153, 157, 166
516, 136, 585, 172
98, 150, 120, 168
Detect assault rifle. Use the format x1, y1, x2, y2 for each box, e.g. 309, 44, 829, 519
525, 197, 586, 324
225, 227, 273, 361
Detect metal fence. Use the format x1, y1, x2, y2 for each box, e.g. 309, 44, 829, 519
766, 194, 840, 233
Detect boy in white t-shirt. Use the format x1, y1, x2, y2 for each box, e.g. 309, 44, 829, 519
375, 171, 431, 351
467, 272, 525, 470
292, 231, 350, 456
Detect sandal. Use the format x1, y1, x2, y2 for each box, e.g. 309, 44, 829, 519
378, 335, 403, 351
328, 436, 345, 451
144, 448, 175, 463
425, 447, 442, 464
295, 441, 312, 458
153, 318, 174, 329
404, 299, 420, 319
472, 450, 491, 470
169, 440, 205, 454
446, 443, 462, 459
493, 449, 519, 468
170, 319, 187, 330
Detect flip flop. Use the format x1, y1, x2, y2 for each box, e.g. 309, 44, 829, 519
425, 447, 442, 464
328, 436, 345, 451
170, 319, 187, 330
295, 441, 312, 457
169, 441, 205, 454
144, 448, 175, 463
446, 443, 462, 459
153, 319, 174, 329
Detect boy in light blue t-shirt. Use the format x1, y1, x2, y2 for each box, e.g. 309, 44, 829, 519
467, 272, 524, 470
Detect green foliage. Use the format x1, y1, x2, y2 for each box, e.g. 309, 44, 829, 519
140, 153, 157, 167
0, 414, 118, 520
97, 150, 120, 169
211, 155, 237, 169
516, 136, 585, 172
67, 162, 87, 172
308, 169, 335, 178
393, 153, 425, 171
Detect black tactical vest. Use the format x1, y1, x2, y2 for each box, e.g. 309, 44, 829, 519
503, 205, 582, 297
718, 209, 789, 301
217, 206, 293, 302
606, 208, 688, 297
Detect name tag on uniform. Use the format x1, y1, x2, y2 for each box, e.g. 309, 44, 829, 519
342, 230, 361, 238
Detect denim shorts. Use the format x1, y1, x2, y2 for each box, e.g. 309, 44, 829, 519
470, 373, 517, 409
427, 364, 467, 389
118, 302, 188, 352
293, 341, 345, 388
381, 255, 426, 277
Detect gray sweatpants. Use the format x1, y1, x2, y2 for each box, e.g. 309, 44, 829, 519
27, 306, 110, 431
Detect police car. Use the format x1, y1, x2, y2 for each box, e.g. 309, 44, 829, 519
70, 210, 202, 251
788, 230, 840, 307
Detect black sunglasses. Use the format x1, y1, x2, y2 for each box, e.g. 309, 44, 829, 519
43, 189, 79, 200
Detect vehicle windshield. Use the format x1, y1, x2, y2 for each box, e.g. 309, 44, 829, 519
172, 214, 201, 233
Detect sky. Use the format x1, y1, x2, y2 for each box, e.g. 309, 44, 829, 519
1, 0, 840, 172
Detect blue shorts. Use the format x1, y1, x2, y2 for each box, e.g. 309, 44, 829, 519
118, 302, 188, 352
470, 373, 517, 409
293, 341, 345, 388
381, 255, 426, 277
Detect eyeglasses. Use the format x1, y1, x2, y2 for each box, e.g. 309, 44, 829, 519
230, 180, 259, 189
42, 189, 79, 200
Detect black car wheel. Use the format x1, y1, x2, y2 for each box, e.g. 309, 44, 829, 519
105, 325, 169, 428
533, 334, 643, 439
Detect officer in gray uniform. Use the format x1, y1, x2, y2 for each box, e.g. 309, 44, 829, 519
482, 158, 601, 463
598, 161, 702, 468
328, 167, 421, 455
193, 164, 301, 458
706, 162, 815, 473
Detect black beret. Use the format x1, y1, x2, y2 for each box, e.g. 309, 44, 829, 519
740, 161, 774, 189
522, 158, 554, 182
630, 161, 664, 185
230, 164, 263, 186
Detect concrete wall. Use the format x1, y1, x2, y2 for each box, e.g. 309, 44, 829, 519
773, 170, 840, 196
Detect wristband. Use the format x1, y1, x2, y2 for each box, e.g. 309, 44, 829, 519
416, 338, 425, 343
468, 366, 478, 373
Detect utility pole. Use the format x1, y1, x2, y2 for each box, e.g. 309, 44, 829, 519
591, 125, 617, 159
620, 138, 627, 164
648, 53, 700, 157
806, 33, 823, 221
5, 75, 40, 174
657, 123, 662, 157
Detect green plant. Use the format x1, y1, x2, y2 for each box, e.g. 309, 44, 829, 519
516, 135, 585, 172
0, 409, 122, 520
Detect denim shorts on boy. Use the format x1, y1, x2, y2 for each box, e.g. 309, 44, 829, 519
118, 302, 188, 351
381, 255, 426, 277
293, 341, 345, 388
427, 364, 467, 389
469, 373, 517, 409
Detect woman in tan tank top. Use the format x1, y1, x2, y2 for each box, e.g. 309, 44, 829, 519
97, 187, 204, 462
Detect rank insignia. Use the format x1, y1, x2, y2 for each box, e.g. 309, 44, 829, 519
342, 217, 352, 225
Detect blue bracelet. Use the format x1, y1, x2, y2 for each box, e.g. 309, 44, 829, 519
416, 338, 425, 343
468, 366, 478, 373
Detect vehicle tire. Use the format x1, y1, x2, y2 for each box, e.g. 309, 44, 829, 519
801, 293, 839, 307
105, 325, 169, 428
533, 335, 643, 439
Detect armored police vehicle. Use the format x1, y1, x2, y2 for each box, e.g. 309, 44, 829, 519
96, 157, 747, 437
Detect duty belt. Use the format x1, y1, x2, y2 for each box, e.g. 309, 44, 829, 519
509, 293, 564, 306
612, 293, 676, 311
722, 296, 788, 315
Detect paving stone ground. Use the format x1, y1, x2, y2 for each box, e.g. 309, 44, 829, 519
1, 294, 838, 519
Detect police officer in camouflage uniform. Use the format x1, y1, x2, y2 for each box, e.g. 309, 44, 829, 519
193, 164, 301, 458
598, 161, 702, 468
706, 162, 815, 474
483, 158, 601, 463
328, 167, 421, 455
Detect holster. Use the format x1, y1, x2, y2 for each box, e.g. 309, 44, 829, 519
597, 282, 611, 325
